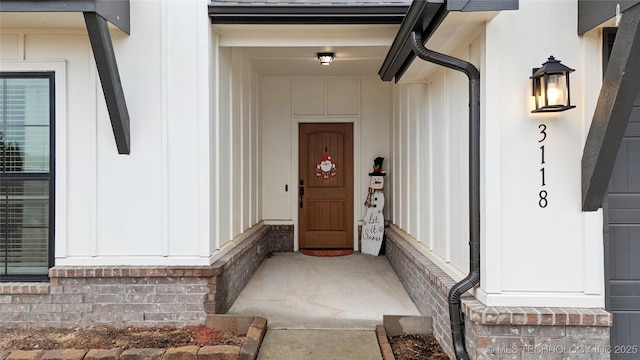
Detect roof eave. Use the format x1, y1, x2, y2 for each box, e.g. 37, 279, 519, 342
0, 0, 131, 154
378, 0, 447, 82
379, 0, 519, 83
208, 5, 410, 25
0, 0, 130, 34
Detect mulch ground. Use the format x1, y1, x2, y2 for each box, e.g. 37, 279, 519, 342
388, 333, 450, 360
0, 325, 245, 351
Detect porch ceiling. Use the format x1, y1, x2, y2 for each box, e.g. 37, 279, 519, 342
238, 46, 392, 77
213, 9, 497, 79
215, 24, 400, 77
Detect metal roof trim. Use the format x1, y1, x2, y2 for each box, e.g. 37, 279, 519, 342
378, 0, 447, 82
379, 0, 518, 82
0, 0, 130, 34
208, 5, 410, 24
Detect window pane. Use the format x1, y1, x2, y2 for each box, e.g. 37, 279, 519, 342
0, 78, 50, 173
0, 180, 49, 275
0, 74, 52, 279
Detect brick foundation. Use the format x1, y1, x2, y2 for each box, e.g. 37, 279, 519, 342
267, 225, 294, 253
384, 227, 612, 360
0, 224, 294, 328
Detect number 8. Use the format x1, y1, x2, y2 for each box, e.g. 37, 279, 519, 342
539, 190, 548, 208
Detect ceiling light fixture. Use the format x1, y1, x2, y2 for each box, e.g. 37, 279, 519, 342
317, 52, 334, 66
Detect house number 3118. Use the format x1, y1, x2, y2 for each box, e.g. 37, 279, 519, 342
538, 124, 548, 208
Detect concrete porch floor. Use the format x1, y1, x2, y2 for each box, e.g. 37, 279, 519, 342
227, 252, 421, 329
227, 252, 421, 359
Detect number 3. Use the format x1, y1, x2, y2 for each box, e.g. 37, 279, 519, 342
538, 124, 547, 143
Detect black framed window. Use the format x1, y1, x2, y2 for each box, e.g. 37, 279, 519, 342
0, 72, 55, 282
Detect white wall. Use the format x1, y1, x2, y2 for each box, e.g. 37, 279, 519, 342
390, 0, 605, 307
211, 42, 263, 254
389, 45, 476, 280
482, 0, 604, 307
0, 0, 264, 266
260, 76, 391, 250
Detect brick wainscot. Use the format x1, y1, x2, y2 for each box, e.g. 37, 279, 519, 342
384, 226, 613, 360
0, 224, 293, 328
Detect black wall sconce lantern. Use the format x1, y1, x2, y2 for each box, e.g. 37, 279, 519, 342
531, 56, 575, 113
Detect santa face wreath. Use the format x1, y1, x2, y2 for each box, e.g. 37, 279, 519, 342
316, 154, 337, 179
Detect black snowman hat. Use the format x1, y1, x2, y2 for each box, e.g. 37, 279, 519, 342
369, 156, 386, 176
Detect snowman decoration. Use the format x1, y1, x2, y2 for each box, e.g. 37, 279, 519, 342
361, 157, 386, 256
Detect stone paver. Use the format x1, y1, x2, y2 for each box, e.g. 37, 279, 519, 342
41, 350, 87, 360
119, 349, 165, 360
163, 346, 199, 360
84, 349, 122, 360
239, 317, 267, 360
196, 346, 240, 360
6, 350, 44, 360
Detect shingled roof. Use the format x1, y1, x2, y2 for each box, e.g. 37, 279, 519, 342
210, 0, 411, 5
208, 0, 411, 24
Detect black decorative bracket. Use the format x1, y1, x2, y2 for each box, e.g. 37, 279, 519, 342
581, 3, 640, 210
0, 0, 131, 154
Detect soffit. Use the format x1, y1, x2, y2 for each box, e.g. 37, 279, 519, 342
0, 0, 129, 34
215, 24, 400, 76
397, 10, 498, 83
0, 12, 125, 34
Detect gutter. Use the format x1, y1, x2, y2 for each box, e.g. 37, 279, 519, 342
378, 1, 499, 358
410, 31, 480, 360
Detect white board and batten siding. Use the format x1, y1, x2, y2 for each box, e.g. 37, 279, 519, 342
0, 0, 262, 266
389, 0, 606, 308
260, 77, 391, 250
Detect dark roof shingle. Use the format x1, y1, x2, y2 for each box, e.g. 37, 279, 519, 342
210, 0, 411, 5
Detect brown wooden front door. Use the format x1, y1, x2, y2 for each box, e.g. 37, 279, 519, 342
298, 123, 354, 249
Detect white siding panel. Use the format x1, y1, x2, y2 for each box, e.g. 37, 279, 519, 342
495, 0, 586, 294
0, 35, 20, 60
231, 49, 242, 237
407, 84, 419, 237
429, 72, 449, 259
167, 0, 201, 256
217, 47, 233, 248
390, 87, 401, 225
261, 78, 293, 220
213, 46, 261, 247
293, 78, 324, 115
360, 78, 390, 221
417, 84, 432, 247
252, 75, 261, 225
242, 53, 253, 232
447, 62, 470, 275
25, 34, 99, 257
327, 78, 360, 115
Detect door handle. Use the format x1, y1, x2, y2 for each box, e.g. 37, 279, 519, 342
299, 179, 304, 208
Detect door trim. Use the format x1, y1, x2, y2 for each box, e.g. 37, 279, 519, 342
291, 116, 360, 251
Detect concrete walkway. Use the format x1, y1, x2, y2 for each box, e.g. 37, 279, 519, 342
257, 329, 382, 360
227, 252, 420, 359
